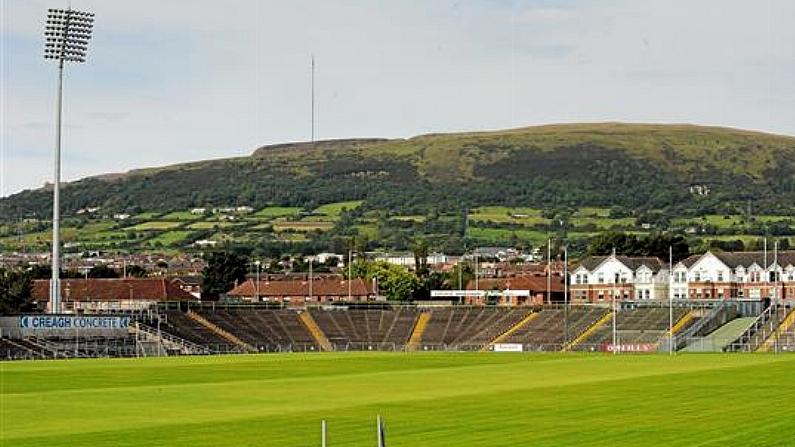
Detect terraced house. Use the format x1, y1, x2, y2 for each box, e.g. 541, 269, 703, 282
571, 250, 795, 307
672, 251, 795, 304
569, 255, 668, 303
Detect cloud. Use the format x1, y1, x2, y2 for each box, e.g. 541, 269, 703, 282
514, 7, 573, 24
84, 111, 130, 122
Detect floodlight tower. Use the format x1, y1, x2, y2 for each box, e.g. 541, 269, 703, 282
44, 8, 94, 314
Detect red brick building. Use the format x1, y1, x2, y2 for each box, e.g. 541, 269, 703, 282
463, 276, 566, 306
32, 278, 198, 312
226, 278, 375, 305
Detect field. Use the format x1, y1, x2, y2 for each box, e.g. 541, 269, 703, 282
3, 353, 795, 447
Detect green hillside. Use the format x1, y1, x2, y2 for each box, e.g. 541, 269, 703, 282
3, 123, 795, 222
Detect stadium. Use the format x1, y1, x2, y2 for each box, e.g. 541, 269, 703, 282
2, 299, 795, 446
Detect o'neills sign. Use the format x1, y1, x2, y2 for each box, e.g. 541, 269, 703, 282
602, 343, 656, 353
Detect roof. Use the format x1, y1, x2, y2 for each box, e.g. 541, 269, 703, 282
578, 255, 664, 273
710, 250, 795, 268
465, 276, 565, 293
678, 254, 701, 268
32, 278, 198, 302
168, 275, 202, 286
615, 256, 663, 272
227, 278, 372, 297
578, 256, 609, 271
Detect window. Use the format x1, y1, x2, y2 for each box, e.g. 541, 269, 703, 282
598, 292, 604, 301
598, 273, 604, 284
717, 272, 724, 282
694, 272, 701, 282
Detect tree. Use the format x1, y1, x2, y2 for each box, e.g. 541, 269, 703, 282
124, 265, 148, 278
412, 239, 430, 279
0, 268, 37, 315
201, 252, 249, 296
87, 265, 120, 278
349, 260, 421, 302
587, 232, 640, 256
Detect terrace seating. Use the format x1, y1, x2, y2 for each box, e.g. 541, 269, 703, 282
161, 310, 236, 350
197, 309, 317, 350
0, 338, 49, 360
572, 306, 690, 351
502, 306, 609, 350
308, 309, 420, 348
420, 307, 533, 348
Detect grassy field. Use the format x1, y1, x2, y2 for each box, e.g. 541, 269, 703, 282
127, 221, 184, 231
252, 207, 303, 219
314, 201, 364, 216
3, 353, 794, 447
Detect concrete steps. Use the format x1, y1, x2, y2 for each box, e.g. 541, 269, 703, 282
683, 317, 756, 352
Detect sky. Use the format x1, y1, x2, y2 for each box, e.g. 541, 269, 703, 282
1, 0, 794, 197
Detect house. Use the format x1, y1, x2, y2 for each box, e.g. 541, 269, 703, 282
168, 276, 203, 298
676, 251, 795, 302
572, 250, 795, 306
569, 255, 668, 304
225, 278, 375, 305
32, 278, 198, 312
371, 252, 449, 269
463, 276, 566, 306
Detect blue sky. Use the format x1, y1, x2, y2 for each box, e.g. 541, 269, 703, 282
2, 0, 794, 197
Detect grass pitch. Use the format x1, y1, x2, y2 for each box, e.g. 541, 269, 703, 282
2, 353, 794, 447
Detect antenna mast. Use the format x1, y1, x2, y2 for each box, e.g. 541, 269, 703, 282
311, 55, 315, 143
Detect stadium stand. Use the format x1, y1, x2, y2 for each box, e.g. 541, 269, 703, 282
160, 310, 239, 352
571, 306, 691, 351
682, 317, 757, 352
0, 338, 50, 360
419, 307, 532, 349
308, 308, 420, 349
728, 305, 791, 352
7, 303, 792, 359
757, 307, 795, 352
502, 306, 610, 351
192, 309, 320, 351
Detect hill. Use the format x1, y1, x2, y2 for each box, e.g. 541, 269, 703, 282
3, 122, 795, 222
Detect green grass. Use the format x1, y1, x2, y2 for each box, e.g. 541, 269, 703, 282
754, 215, 794, 224
314, 201, 364, 216
469, 206, 549, 225
161, 211, 201, 221
672, 215, 745, 229
252, 206, 303, 218
2, 353, 794, 447
570, 216, 636, 229
186, 221, 241, 230
146, 230, 194, 246
273, 221, 334, 232
131, 212, 162, 220
575, 207, 612, 217
127, 221, 183, 231
468, 227, 548, 245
